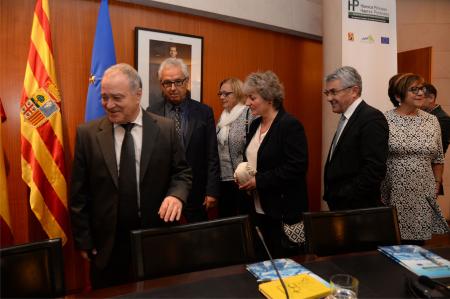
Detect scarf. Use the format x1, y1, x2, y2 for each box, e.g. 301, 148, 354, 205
217, 104, 246, 145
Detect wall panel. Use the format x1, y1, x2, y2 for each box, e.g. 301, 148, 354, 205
0, 0, 322, 292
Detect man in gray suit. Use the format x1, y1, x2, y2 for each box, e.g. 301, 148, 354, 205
70, 63, 192, 289
323, 66, 389, 210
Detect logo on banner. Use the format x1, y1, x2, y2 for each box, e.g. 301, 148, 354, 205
360, 35, 375, 44
347, 32, 355, 41
348, 0, 389, 23
348, 0, 359, 11
381, 36, 390, 44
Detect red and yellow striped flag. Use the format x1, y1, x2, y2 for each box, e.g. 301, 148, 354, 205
0, 98, 13, 247
20, 0, 69, 245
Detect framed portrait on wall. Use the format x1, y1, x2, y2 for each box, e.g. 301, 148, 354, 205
135, 27, 203, 109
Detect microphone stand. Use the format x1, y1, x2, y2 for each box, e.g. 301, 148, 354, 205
255, 226, 290, 299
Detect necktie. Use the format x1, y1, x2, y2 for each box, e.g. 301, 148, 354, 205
117, 123, 139, 230
173, 105, 182, 140
330, 114, 346, 157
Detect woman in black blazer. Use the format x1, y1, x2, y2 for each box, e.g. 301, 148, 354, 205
238, 71, 308, 258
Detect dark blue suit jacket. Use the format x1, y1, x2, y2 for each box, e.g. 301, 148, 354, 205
148, 98, 220, 215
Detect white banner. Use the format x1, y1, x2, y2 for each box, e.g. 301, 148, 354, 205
342, 0, 397, 113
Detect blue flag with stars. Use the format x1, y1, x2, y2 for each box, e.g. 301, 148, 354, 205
85, 0, 116, 121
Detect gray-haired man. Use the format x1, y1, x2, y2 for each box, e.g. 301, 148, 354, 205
148, 58, 220, 222
323, 66, 389, 210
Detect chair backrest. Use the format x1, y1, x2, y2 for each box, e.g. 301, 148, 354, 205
131, 215, 255, 280
303, 206, 401, 256
0, 238, 65, 298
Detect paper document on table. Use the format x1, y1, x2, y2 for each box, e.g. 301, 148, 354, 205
246, 258, 328, 285
258, 273, 332, 299
378, 245, 450, 278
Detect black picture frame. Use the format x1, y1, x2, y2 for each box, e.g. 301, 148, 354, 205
135, 27, 203, 109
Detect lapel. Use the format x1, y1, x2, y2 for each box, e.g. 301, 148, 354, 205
184, 99, 197, 149
96, 118, 118, 188
245, 116, 261, 149
140, 110, 159, 183
329, 100, 366, 161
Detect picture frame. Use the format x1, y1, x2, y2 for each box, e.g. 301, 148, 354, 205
135, 27, 203, 109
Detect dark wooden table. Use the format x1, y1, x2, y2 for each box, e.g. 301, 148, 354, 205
66, 246, 450, 298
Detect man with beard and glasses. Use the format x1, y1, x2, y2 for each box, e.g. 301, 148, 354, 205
147, 58, 220, 223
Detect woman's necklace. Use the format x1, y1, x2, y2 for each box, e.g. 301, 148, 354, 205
258, 127, 266, 144
258, 110, 277, 143
259, 120, 272, 143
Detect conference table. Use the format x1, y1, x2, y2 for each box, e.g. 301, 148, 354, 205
66, 246, 450, 298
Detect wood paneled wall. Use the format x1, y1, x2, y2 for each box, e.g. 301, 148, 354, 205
398, 47, 432, 82
0, 0, 322, 292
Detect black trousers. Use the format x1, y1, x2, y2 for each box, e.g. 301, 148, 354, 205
218, 181, 251, 218
183, 206, 208, 223
90, 230, 133, 289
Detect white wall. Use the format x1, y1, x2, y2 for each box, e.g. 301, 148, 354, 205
122, 0, 323, 39
322, 0, 398, 210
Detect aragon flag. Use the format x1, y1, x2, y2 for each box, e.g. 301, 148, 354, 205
0, 98, 13, 247
20, 0, 70, 245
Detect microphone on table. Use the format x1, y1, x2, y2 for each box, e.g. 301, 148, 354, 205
255, 226, 290, 299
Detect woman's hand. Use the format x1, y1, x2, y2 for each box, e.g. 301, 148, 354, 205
238, 177, 256, 191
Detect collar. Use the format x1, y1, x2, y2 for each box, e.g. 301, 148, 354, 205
429, 104, 440, 113
113, 108, 143, 129
165, 97, 188, 112
343, 97, 363, 120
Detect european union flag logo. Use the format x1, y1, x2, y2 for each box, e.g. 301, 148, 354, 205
381, 36, 390, 44
85, 0, 116, 122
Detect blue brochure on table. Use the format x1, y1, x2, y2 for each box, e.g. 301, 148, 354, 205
378, 245, 450, 278
246, 258, 329, 285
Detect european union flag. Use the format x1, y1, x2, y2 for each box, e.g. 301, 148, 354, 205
85, 0, 116, 121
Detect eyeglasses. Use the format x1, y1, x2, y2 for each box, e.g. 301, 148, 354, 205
217, 91, 233, 97
161, 78, 187, 89
408, 86, 427, 95
323, 86, 354, 97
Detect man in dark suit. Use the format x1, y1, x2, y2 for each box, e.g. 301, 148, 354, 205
323, 66, 389, 210
421, 83, 450, 195
70, 63, 192, 289
147, 58, 220, 223
421, 83, 450, 154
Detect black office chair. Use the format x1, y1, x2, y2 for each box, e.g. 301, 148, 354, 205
0, 238, 65, 298
130, 215, 255, 280
303, 206, 401, 256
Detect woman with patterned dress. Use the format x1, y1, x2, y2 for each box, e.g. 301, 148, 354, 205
216, 78, 255, 217
381, 73, 449, 244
